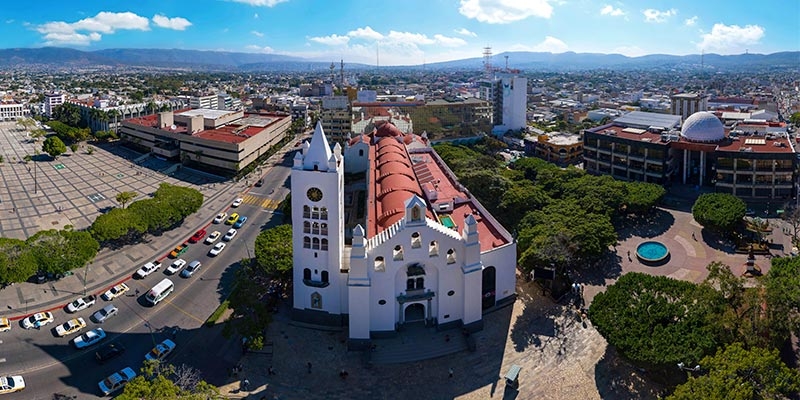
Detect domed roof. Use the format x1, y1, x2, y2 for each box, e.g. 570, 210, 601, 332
681, 112, 725, 143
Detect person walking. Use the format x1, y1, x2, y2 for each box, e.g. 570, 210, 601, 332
448, 368, 454, 378
307, 361, 312, 374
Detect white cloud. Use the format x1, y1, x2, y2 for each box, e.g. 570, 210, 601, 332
459, 0, 553, 24
454, 28, 477, 37
347, 26, 383, 41
600, 5, 625, 17
433, 34, 467, 47
6, 19, 14, 24
245, 44, 274, 53
698, 23, 765, 53
36, 11, 151, 45
251, 30, 264, 37
387, 31, 435, 45
152, 15, 192, 31
643, 8, 676, 23
309, 34, 350, 46
228, 0, 289, 6
685, 16, 698, 26
531, 36, 568, 53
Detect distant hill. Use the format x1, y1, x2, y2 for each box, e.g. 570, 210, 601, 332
0, 47, 797, 72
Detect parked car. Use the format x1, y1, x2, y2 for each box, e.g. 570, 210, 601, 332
145, 339, 176, 361
169, 243, 189, 258
73, 328, 107, 349
95, 342, 126, 364
21, 312, 54, 329
98, 367, 136, 396
226, 212, 240, 225
102, 283, 129, 301
255, 179, 264, 187
134, 260, 162, 279
189, 229, 206, 243
233, 215, 248, 228
66, 294, 97, 313
223, 228, 237, 241
55, 317, 86, 337
208, 242, 226, 257
180, 261, 201, 278
232, 198, 243, 207
165, 259, 186, 275
92, 305, 119, 323
213, 212, 227, 224
0, 318, 10, 333
0, 376, 25, 394
204, 231, 221, 244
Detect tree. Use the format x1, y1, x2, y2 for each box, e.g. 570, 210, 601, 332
762, 256, 800, 348
624, 181, 666, 214
116, 191, 138, 209
90, 207, 148, 244
668, 343, 800, 400
497, 182, 551, 231
789, 111, 800, 126
117, 360, 222, 400
52, 103, 82, 127
692, 193, 746, 233
42, 136, 67, 158
223, 260, 274, 350
26, 229, 99, 276
0, 238, 38, 283
588, 272, 726, 369
254, 224, 294, 280
69, 143, 79, 154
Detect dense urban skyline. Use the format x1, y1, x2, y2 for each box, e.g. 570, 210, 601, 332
1, 0, 797, 66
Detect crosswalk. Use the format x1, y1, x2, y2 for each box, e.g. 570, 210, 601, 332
241, 194, 282, 210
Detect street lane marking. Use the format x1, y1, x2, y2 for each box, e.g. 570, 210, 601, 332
164, 300, 205, 324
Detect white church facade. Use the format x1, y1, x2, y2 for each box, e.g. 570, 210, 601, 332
291, 121, 517, 347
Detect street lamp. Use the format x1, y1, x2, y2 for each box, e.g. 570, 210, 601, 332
144, 322, 157, 347
82, 263, 91, 296
677, 362, 700, 372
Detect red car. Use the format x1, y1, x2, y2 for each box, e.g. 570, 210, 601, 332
189, 229, 206, 243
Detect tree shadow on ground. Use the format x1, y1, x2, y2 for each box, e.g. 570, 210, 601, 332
616, 209, 675, 241
572, 250, 623, 287
700, 228, 737, 254
594, 346, 667, 400
509, 282, 566, 352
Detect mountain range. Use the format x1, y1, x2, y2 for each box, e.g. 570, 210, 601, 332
1, 47, 797, 72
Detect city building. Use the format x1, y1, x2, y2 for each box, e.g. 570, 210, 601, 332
671, 93, 709, 120
320, 96, 351, 143
0, 101, 28, 120
407, 97, 492, 140
43, 92, 65, 117
529, 131, 583, 166
291, 121, 516, 347
189, 94, 219, 110
583, 111, 795, 202
69, 99, 187, 133
120, 108, 290, 173
492, 75, 528, 134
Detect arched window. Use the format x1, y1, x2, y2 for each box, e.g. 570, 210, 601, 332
312, 222, 320, 235
429, 241, 439, 257
320, 207, 328, 220
312, 238, 320, 250
311, 207, 320, 219
321, 238, 328, 251
359, 149, 364, 156
321, 223, 328, 235
303, 221, 311, 234
446, 248, 456, 264
406, 278, 415, 291
303, 205, 310, 218
303, 268, 311, 280
374, 256, 385, 272
393, 245, 404, 261
303, 236, 311, 249
416, 277, 424, 289
411, 206, 421, 221
411, 232, 421, 248
321, 271, 329, 283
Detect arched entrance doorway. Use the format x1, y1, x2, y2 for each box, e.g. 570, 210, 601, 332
482, 266, 496, 310
404, 303, 426, 323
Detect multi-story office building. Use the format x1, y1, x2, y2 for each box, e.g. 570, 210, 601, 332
492, 75, 527, 134
0, 101, 28, 120
529, 131, 583, 166
671, 93, 709, 120
120, 108, 290, 173
320, 96, 351, 143
407, 98, 492, 140
44, 93, 65, 117
189, 94, 219, 110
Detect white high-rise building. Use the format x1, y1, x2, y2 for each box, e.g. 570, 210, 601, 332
492, 75, 527, 134
44, 93, 65, 117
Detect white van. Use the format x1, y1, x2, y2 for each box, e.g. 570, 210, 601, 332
144, 279, 174, 306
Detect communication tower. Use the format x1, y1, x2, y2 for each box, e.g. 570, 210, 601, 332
483, 46, 493, 78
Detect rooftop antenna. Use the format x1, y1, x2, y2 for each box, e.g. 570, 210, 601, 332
483, 46, 493, 79
340, 59, 345, 88
504, 55, 509, 72
329, 62, 335, 83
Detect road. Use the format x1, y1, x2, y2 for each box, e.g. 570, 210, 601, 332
0, 145, 298, 399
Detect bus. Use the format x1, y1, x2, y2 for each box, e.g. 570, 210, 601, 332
144, 279, 174, 306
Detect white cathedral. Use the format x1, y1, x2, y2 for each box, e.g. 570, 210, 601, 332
291, 121, 517, 347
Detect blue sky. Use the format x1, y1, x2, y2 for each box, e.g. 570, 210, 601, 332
2, 0, 798, 65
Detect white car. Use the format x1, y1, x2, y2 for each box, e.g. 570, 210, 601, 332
134, 261, 162, 279
55, 317, 86, 337
66, 295, 97, 313
145, 339, 176, 361
232, 198, 243, 207
205, 231, 221, 244
223, 228, 237, 241
208, 242, 226, 256
102, 283, 129, 301
0, 376, 25, 394
73, 328, 107, 349
98, 367, 136, 396
213, 212, 227, 224
165, 259, 186, 275
21, 312, 54, 329
92, 304, 118, 323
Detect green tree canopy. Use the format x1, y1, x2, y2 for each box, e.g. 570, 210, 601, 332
562, 174, 627, 217
789, 111, 800, 126
692, 193, 746, 232
588, 272, 726, 368
0, 238, 37, 283
254, 224, 293, 279
668, 343, 800, 400
116, 191, 138, 209
42, 136, 67, 158
624, 181, 666, 214
118, 360, 222, 400
223, 261, 273, 350
52, 103, 82, 127
90, 207, 148, 244
497, 181, 551, 231
26, 229, 99, 276
763, 256, 800, 348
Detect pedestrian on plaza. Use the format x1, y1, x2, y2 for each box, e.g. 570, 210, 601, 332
692, 232, 696, 240
448, 368, 454, 378
242, 378, 250, 391
307, 361, 312, 373
268, 366, 275, 375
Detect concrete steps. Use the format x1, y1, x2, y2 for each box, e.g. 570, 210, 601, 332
370, 326, 468, 364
